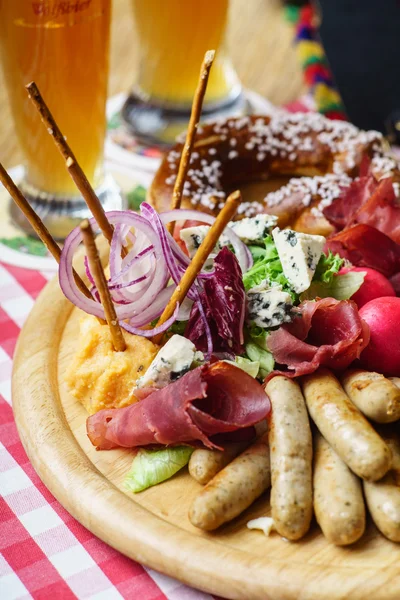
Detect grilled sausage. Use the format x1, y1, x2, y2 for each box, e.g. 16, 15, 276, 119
266, 376, 313, 541
188, 434, 270, 531
364, 430, 400, 542
389, 377, 400, 389
313, 432, 365, 545
341, 369, 400, 423
188, 421, 268, 485
302, 369, 391, 482
188, 442, 249, 485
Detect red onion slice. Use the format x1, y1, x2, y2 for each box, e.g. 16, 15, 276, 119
59, 211, 168, 321
160, 209, 252, 273
121, 302, 179, 338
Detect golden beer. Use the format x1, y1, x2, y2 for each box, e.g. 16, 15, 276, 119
0, 0, 111, 196
131, 0, 240, 106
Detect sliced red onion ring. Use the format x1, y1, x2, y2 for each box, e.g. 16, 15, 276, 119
109, 244, 154, 284
121, 302, 179, 338
108, 274, 148, 291
160, 209, 252, 273
59, 211, 168, 321
128, 285, 175, 327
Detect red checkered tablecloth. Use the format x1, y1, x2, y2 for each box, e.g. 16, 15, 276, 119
0, 261, 217, 600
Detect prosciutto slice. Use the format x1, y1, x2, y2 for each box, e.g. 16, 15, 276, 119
266, 298, 370, 378
325, 224, 400, 278
87, 362, 270, 450
346, 178, 400, 243
323, 175, 378, 230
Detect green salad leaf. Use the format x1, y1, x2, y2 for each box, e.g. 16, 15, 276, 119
124, 446, 193, 493
300, 270, 366, 302
244, 236, 298, 301
244, 341, 274, 378
224, 356, 260, 378
313, 251, 344, 284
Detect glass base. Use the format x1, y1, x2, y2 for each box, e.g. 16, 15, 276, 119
121, 87, 249, 148
10, 173, 126, 241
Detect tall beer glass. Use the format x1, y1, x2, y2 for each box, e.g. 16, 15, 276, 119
122, 0, 244, 146
0, 0, 122, 239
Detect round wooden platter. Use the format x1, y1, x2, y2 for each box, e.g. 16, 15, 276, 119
12, 276, 400, 600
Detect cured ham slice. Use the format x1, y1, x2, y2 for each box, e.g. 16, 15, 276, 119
266, 298, 370, 378
323, 175, 378, 230
325, 224, 400, 278
347, 178, 400, 243
324, 176, 400, 243
87, 362, 270, 450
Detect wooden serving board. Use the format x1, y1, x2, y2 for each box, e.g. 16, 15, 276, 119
12, 277, 400, 600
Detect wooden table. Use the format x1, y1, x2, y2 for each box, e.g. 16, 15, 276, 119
0, 0, 304, 170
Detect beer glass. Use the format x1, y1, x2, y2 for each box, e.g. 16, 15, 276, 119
0, 0, 123, 239
122, 0, 245, 146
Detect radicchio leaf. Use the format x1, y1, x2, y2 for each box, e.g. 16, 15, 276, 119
185, 247, 245, 354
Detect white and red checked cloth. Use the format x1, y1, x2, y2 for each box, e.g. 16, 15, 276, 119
0, 261, 220, 600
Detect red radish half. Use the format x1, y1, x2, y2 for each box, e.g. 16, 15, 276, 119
359, 297, 400, 375
340, 266, 395, 308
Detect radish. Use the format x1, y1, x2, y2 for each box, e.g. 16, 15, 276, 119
340, 266, 395, 308
359, 297, 400, 376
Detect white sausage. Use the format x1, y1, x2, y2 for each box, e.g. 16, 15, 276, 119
188, 434, 271, 531
266, 376, 313, 541
302, 369, 391, 482
342, 369, 400, 423
364, 430, 400, 542
313, 432, 365, 545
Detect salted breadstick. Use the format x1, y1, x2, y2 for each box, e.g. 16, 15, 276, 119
188, 434, 270, 531
313, 432, 365, 546
188, 421, 268, 485
302, 369, 391, 482
342, 369, 400, 423
364, 430, 400, 542
266, 376, 313, 541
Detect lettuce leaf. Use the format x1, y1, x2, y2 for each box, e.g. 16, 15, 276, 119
243, 236, 298, 301
244, 341, 274, 376
313, 251, 344, 284
300, 270, 366, 302
224, 356, 260, 378
124, 446, 193, 493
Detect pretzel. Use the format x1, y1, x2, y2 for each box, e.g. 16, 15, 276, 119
149, 112, 400, 235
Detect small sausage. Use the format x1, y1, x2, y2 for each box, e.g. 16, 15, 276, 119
364, 430, 400, 542
188, 434, 270, 531
188, 442, 249, 485
313, 432, 365, 545
188, 421, 268, 485
341, 369, 400, 423
389, 377, 400, 389
302, 368, 391, 482
266, 376, 313, 541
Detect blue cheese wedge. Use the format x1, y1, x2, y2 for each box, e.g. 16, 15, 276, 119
247, 284, 293, 329
229, 214, 278, 243
135, 334, 203, 389
272, 227, 326, 293
180, 215, 278, 258
179, 225, 226, 258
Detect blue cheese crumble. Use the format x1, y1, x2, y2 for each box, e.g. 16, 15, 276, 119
179, 225, 227, 258
229, 214, 278, 243
135, 335, 203, 389
247, 283, 293, 329
272, 227, 325, 293
180, 214, 278, 258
